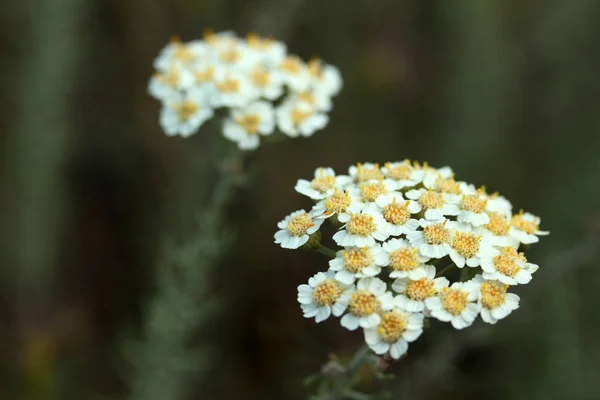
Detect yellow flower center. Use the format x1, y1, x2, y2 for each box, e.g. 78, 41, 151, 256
384, 162, 413, 180
251, 68, 270, 87
355, 163, 384, 182
451, 231, 481, 258
308, 58, 323, 78
383, 199, 411, 225
298, 92, 315, 104
511, 213, 539, 234
435, 177, 462, 194
341, 247, 373, 273
422, 222, 450, 245
172, 101, 198, 120
157, 69, 180, 87
286, 213, 314, 236
324, 189, 352, 215
485, 212, 510, 236
219, 49, 240, 64
500, 246, 527, 262
313, 279, 343, 307
360, 181, 387, 202
441, 287, 469, 315
246, 32, 275, 50
377, 311, 408, 343
291, 108, 311, 125
311, 171, 335, 193
349, 290, 381, 317
405, 278, 436, 301
194, 66, 215, 83
492, 254, 521, 277
418, 190, 445, 210
169, 37, 195, 63
281, 57, 303, 74
461, 195, 487, 213
235, 113, 261, 134
346, 214, 377, 236
480, 281, 508, 309
389, 248, 420, 271
216, 77, 240, 93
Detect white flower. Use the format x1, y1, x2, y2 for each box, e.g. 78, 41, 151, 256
471, 275, 519, 324
363, 308, 424, 359
405, 188, 460, 221
295, 168, 351, 200
405, 219, 453, 259
311, 189, 361, 220
448, 224, 494, 268
148, 66, 195, 100
278, 55, 311, 92
245, 33, 287, 66
381, 161, 421, 189
392, 265, 448, 312
286, 90, 333, 112
421, 166, 454, 190
333, 209, 389, 247
153, 37, 199, 71
159, 89, 213, 137
276, 99, 329, 138
274, 210, 323, 249
222, 101, 275, 150
381, 239, 430, 279
372, 194, 420, 236
481, 211, 515, 247
348, 163, 385, 183
297, 270, 351, 323
337, 278, 394, 330
347, 179, 398, 206
509, 211, 549, 244
328, 245, 388, 284
457, 193, 490, 226
307, 58, 343, 97
425, 280, 481, 330
248, 65, 285, 100
486, 194, 513, 219
210, 38, 258, 72
480, 246, 538, 285
211, 69, 255, 108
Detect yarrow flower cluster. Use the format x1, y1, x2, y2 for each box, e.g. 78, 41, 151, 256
275, 161, 548, 360
148, 31, 342, 150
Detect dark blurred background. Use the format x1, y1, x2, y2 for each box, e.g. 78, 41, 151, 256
1, 0, 600, 399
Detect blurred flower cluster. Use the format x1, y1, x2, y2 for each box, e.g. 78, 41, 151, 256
148, 31, 342, 150
275, 161, 548, 360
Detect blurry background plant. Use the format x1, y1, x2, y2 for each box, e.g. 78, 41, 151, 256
1, 0, 600, 400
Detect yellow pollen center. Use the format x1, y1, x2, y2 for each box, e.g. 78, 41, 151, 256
311, 172, 335, 193
324, 190, 352, 215
451, 231, 481, 258
389, 248, 420, 271
342, 247, 373, 273
377, 311, 408, 342
385, 163, 412, 180
512, 213, 539, 234
251, 68, 270, 87
436, 177, 462, 194
235, 113, 261, 134
500, 246, 527, 262
173, 101, 198, 120
405, 278, 436, 301
313, 279, 342, 307
216, 78, 240, 93
422, 222, 450, 245
461, 195, 488, 213
360, 182, 387, 202
194, 66, 215, 82
492, 254, 521, 277
441, 288, 469, 315
281, 57, 303, 74
349, 290, 381, 317
308, 58, 323, 78
383, 199, 411, 225
219, 49, 240, 64
291, 108, 311, 125
355, 164, 384, 182
418, 190, 445, 210
298, 92, 315, 104
157, 69, 180, 87
346, 214, 377, 236
480, 281, 508, 309
246, 33, 274, 49
286, 213, 314, 236
485, 212, 510, 236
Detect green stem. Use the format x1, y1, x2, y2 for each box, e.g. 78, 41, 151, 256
315, 244, 338, 258
435, 263, 455, 278
321, 345, 372, 400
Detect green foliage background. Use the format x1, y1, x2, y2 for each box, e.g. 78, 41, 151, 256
1, 0, 599, 399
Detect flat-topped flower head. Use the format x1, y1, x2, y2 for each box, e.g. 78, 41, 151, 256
274, 210, 324, 249
328, 245, 387, 284
374, 194, 421, 236
382, 161, 421, 189
295, 168, 350, 200
448, 224, 493, 268
159, 89, 214, 137
381, 239, 430, 279
471, 275, 519, 324
406, 188, 460, 221
425, 281, 481, 329
222, 101, 275, 150
298, 270, 351, 323
364, 308, 424, 359
406, 219, 453, 258
392, 265, 448, 312
480, 246, 538, 285
337, 277, 394, 330
333, 210, 388, 247
509, 211, 549, 244
276, 99, 329, 138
